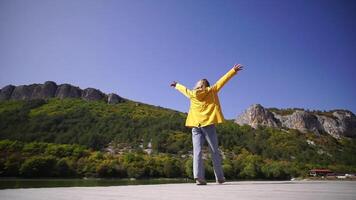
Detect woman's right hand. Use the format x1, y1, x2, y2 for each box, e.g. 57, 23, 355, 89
170, 81, 177, 87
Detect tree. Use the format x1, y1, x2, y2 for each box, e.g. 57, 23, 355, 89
126, 165, 145, 178
96, 159, 118, 177
56, 158, 75, 177
3, 154, 23, 176
20, 156, 58, 177
222, 162, 234, 179
234, 148, 263, 179
163, 158, 181, 178
261, 160, 291, 179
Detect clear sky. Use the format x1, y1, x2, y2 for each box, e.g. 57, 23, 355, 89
0, 0, 355, 119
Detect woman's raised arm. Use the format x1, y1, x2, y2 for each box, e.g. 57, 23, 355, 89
171, 81, 193, 99
212, 64, 243, 92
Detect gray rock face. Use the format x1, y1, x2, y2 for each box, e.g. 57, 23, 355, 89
10, 84, 38, 100
0, 81, 124, 104
277, 110, 323, 134
31, 81, 58, 99
0, 85, 15, 100
317, 111, 356, 138
107, 93, 124, 104
81, 88, 105, 101
235, 104, 280, 128
55, 84, 82, 99
235, 104, 356, 138
334, 111, 356, 137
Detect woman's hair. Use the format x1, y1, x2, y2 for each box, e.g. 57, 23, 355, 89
194, 79, 210, 90
201, 79, 210, 87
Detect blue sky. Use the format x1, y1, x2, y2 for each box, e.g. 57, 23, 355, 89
0, 0, 355, 119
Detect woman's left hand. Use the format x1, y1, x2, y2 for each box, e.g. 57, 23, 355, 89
233, 64, 243, 72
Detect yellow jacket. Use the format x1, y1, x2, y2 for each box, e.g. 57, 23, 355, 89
175, 68, 238, 127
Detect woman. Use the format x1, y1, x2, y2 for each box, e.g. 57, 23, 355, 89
170, 64, 243, 185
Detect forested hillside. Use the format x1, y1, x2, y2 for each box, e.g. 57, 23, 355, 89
0, 99, 355, 179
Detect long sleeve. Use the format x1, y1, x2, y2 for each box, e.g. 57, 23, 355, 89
212, 68, 237, 92
175, 83, 193, 99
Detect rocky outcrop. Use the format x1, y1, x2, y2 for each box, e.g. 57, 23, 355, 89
107, 93, 124, 104
317, 111, 356, 138
0, 85, 15, 100
55, 84, 82, 99
235, 104, 280, 128
81, 88, 105, 101
31, 81, 58, 99
10, 84, 38, 100
235, 104, 356, 139
276, 110, 323, 134
0, 81, 125, 104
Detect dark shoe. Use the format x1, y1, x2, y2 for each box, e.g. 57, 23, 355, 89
217, 178, 226, 184
195, 178, 207, 185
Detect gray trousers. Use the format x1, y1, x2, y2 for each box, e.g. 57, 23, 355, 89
192, 124, 225, 180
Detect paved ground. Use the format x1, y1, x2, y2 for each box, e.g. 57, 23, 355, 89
0, 180, 355, 200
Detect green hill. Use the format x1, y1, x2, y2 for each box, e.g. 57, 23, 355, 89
0, 98, 355, 179
0, 98, 188, 151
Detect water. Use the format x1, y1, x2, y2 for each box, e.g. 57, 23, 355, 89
0, 178, 194, 189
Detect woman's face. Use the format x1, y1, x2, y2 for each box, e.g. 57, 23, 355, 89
194, 80, 204, 90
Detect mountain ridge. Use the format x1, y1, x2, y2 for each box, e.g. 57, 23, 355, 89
235, 104, 356, 139
0, 81, 124, 104
2, 81, 355, 140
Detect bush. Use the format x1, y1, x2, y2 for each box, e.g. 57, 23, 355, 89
23, 142, 48, 154
20, 156, 58, 177
144, 157, 161, 177
56, 158, 75, 177
222, 163, 234, 179
234, 149, 263, 179
3, 154, 23, 176
0, 159, 4, 176
45, 144, 72, 157
204, 160, 215, 179
127, 165, 145, 178
163, 158, 181, 178
184, 158, 193, 178
0, 140, 24, 153
96, 159, 125, 178
261, 160, 291, 179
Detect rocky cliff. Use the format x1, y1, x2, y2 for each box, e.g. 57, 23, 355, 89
235, 104, 356, 139
0, 81, 125, 104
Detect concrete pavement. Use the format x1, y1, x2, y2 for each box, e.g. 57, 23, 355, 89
1, 180, 355, 200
